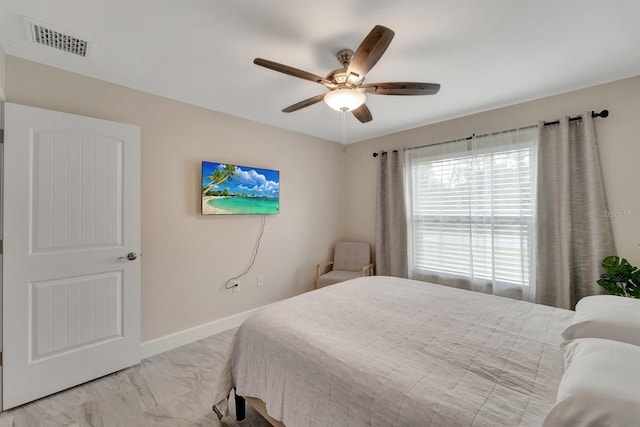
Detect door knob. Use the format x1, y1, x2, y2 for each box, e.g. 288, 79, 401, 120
118, 252, 137, 261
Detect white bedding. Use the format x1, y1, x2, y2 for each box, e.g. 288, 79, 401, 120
213, 276, 574, 426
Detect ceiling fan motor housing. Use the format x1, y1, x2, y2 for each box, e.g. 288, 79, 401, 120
327, 49, 363, 87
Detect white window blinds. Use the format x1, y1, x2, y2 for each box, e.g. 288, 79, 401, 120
406, 128, 538, 297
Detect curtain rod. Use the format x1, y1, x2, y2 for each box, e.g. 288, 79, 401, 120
543, 109, 608, 126
372, 109, 609, 157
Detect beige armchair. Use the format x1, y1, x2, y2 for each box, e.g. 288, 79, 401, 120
315, 242, 375, 288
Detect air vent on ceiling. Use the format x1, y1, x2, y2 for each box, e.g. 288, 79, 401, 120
24, 17, 90, 58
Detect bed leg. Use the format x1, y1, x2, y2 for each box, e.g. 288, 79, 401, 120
235, 391, 246, 422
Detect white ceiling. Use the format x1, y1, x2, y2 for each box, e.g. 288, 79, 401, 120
1, 0, 639, 143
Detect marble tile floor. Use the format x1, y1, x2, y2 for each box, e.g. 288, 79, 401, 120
0, 328, 271, 427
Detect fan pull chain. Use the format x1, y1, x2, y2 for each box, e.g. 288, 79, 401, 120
341, 109, 347, 153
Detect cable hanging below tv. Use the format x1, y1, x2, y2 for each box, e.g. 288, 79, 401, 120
201, 161, 280, 215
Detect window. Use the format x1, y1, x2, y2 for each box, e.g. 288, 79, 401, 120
406, 128, 537, 292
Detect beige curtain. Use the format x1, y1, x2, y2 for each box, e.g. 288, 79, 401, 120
375, 149, 408, 277
536, 113, 616, 309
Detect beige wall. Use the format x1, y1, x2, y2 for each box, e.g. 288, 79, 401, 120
5, 56, 343, 342
341, 75, 640, 267
0, 46, 6, 101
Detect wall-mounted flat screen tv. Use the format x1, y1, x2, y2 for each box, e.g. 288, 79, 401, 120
201, 161, 280, 215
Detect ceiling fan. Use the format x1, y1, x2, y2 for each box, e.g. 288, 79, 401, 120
253, 25, 440, 123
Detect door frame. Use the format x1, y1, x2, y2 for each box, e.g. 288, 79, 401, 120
1, 101, 5, 411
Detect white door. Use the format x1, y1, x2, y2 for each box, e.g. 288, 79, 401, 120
2, 102, 141, 409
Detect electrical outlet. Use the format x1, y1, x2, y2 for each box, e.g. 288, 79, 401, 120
232, 280, 240, 293
257, 275, 264, 287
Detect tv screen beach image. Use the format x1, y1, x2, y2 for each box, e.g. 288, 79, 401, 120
201, 161, 280, 215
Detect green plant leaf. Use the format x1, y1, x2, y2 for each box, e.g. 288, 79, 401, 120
597, 255, 640, 299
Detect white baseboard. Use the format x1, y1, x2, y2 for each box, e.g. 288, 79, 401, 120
140, 305, 264, 359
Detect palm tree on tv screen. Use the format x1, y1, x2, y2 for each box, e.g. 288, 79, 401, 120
202, 164, 239, 196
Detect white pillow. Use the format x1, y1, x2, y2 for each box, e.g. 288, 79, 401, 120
561, 295, 640, 346
543, 338, 640, 427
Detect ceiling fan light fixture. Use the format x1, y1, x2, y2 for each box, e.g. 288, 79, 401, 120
324, 88, 366, 112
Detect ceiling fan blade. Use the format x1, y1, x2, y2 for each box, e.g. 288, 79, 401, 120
352, 104, 373, 123
347, 25, 395, 80
282, 93, 326, 113
254, 58, 334, 87
361, 82, 441, 95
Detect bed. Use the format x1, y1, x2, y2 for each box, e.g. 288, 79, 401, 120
213, 276, 574, 426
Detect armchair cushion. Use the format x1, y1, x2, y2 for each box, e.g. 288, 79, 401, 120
315, 242, 374, 288
332, 242, 371, 272
316, 271, 362, 288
